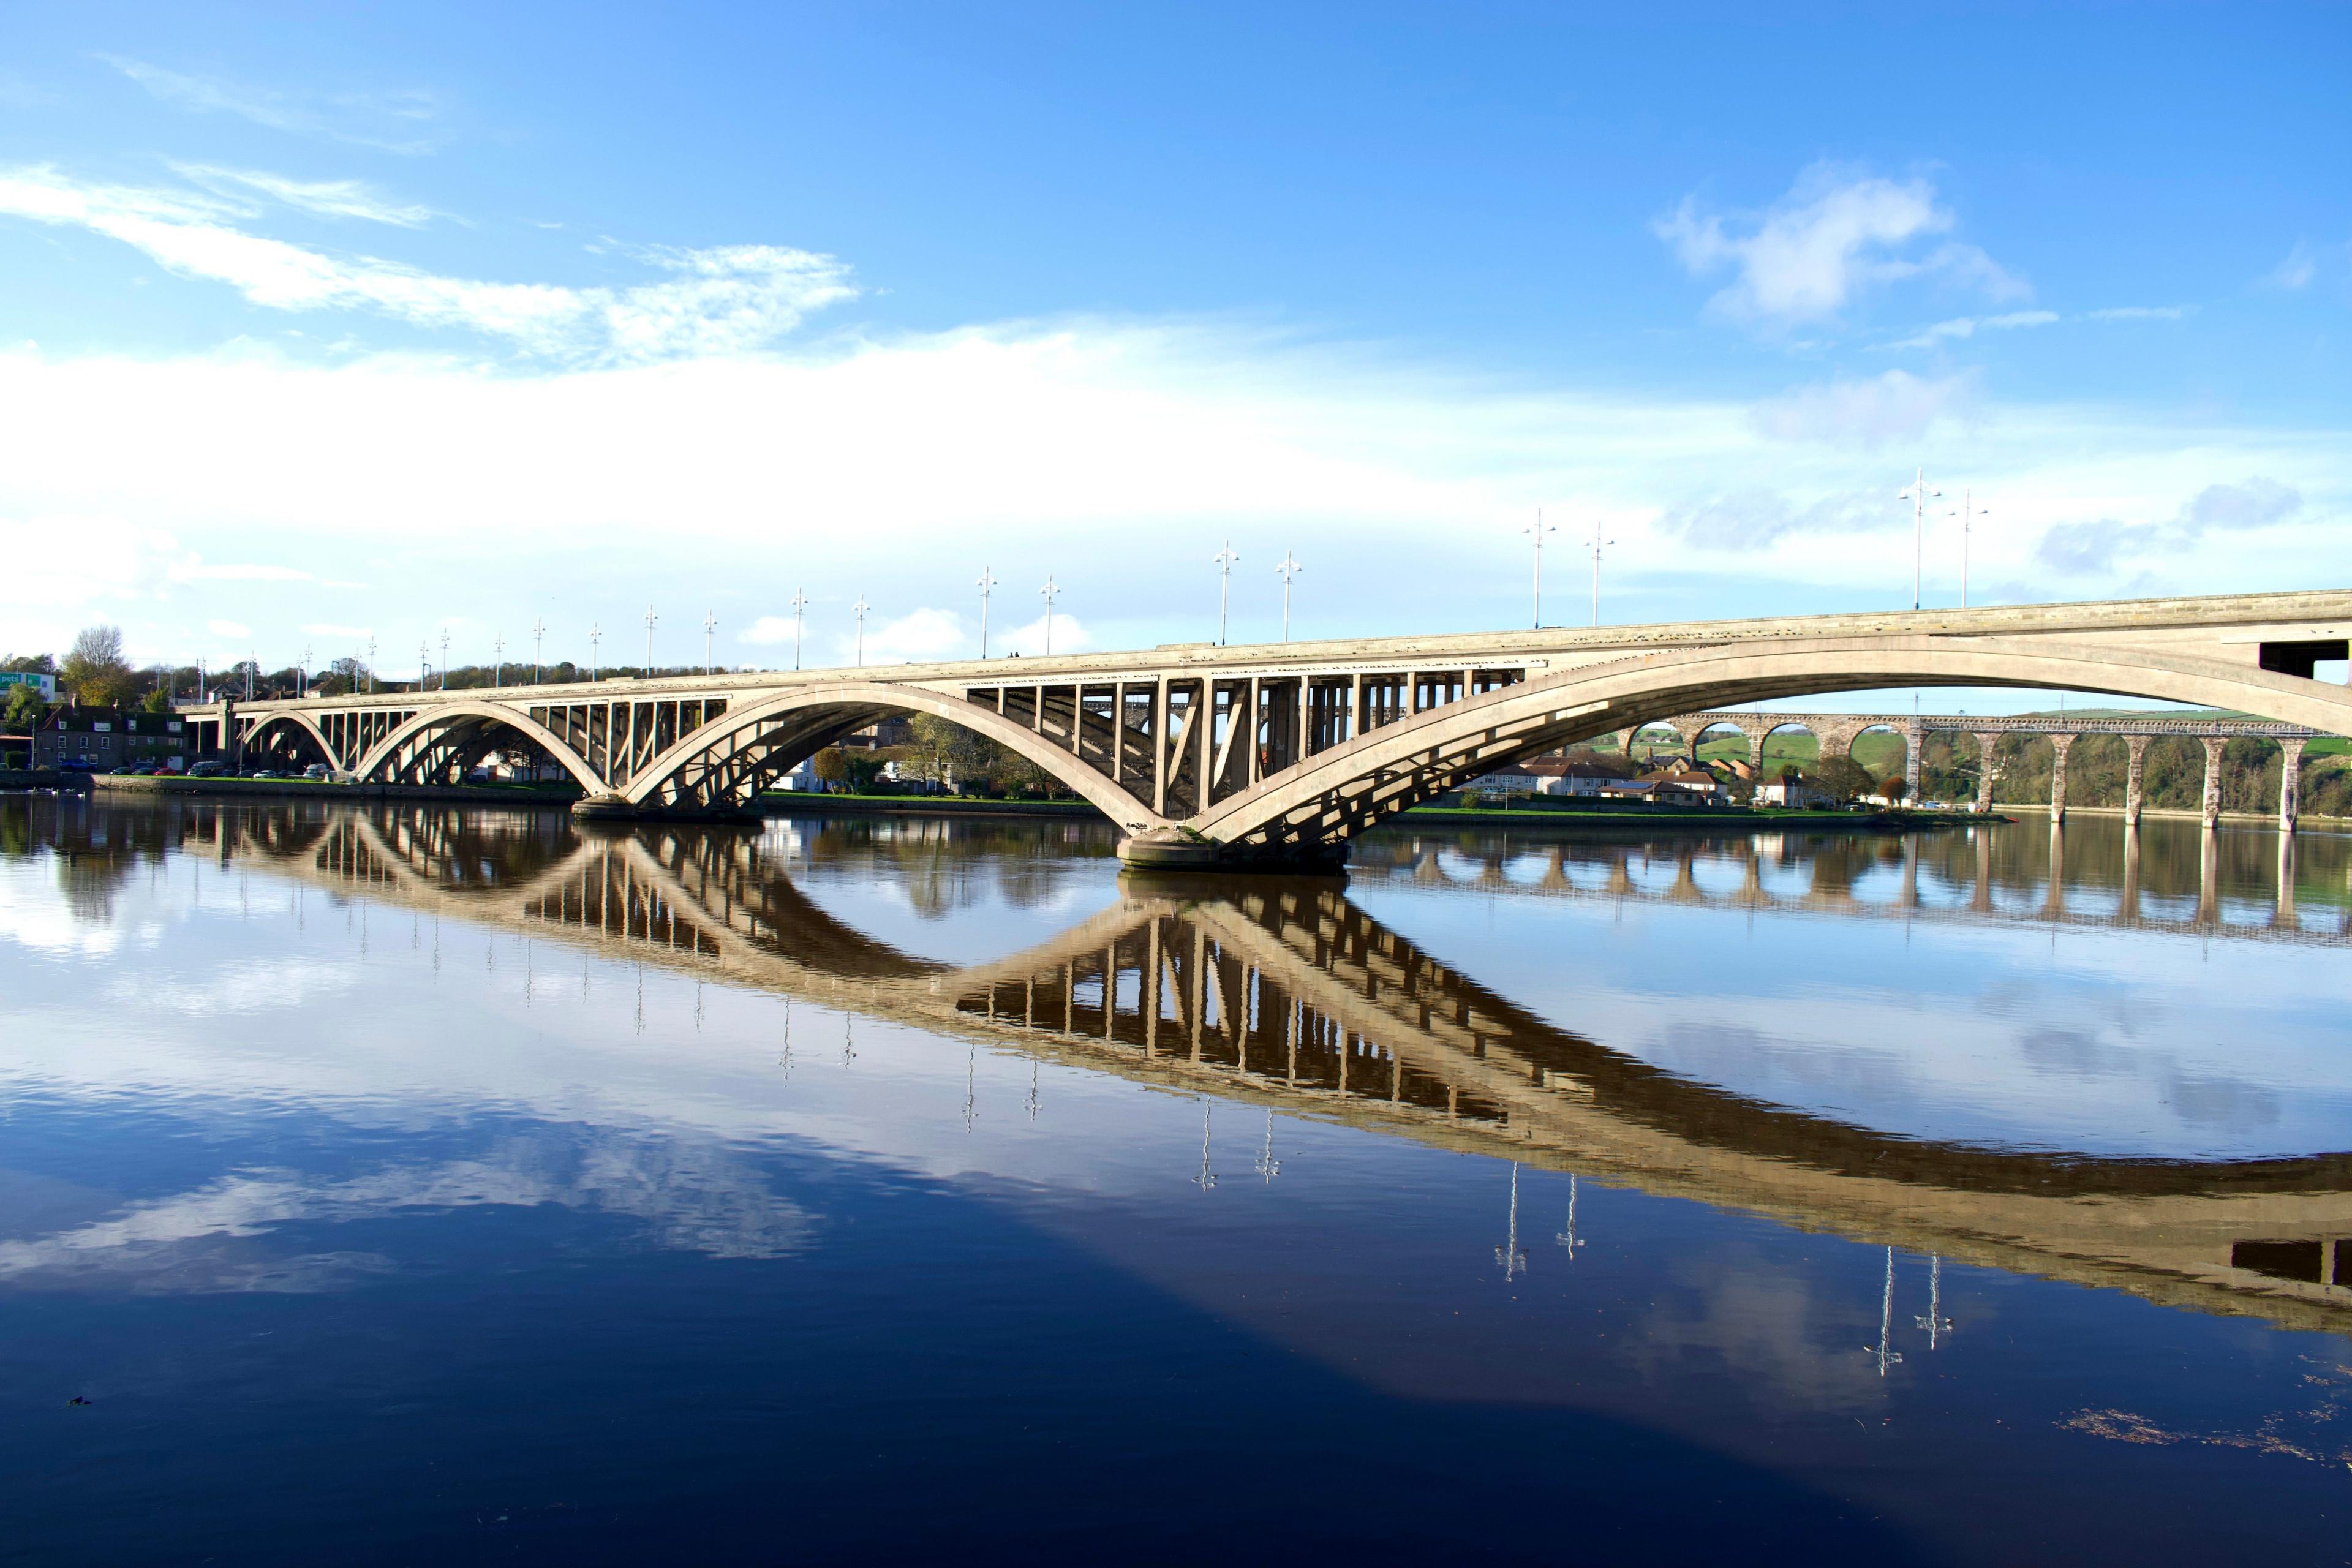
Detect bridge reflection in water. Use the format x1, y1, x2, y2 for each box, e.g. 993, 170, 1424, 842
140, 800, 2352, 1338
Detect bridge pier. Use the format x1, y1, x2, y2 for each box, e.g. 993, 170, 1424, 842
2048, 733, 2076, 822
1973, 732, 2000, 814
2200, 737, 2228, 828
571, 793, 762, 827
2123, 736, 2150, 825
1117, 827, 1349, 875
2280, 736, 2306, 833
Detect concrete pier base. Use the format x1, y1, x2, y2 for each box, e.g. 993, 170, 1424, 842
571, 794, 761, 826
1117, 826, 1349, 875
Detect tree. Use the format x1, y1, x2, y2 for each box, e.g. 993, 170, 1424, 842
812, 747, 850, 787
1879, 774, 1909, 804
61, 625, 135, 706
907, 714, 1005, 795
2, 680, 45, 733
1810, 754, 1876, 802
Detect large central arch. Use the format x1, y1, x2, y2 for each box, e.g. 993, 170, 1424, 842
1196, 633, 2352, 856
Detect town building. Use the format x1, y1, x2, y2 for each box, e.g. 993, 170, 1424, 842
34, 706, 190, 771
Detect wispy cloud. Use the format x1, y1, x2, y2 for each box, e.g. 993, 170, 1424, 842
2267, 241, 2319, 291
172, 163, 437, 227
207, 617, 251, 638
102, 56, 444, 155
1659, 489, 1891, 552
0, 165, 856, 362
1749, 369, 1976, 447
1875, 309, 2059, 350
2086, 305, 2189, 322
2038, 477, 2303, 576
1655, 162, 2027, 333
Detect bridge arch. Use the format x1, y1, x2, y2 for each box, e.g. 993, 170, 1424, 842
240, 710, 336, 770
1193, 635, 2352, 857
616, 681, 1167, 829
353, 701, 605, 793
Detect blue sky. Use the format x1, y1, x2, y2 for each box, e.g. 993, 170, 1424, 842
0, 2, 2345, 684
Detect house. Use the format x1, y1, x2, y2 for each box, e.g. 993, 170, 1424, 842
1535, 762, 1631, 798
1644, 767, 1721, 797
1755, 776, 1836, 809
34, 706, 190, 771
1466, 763, 1545, 796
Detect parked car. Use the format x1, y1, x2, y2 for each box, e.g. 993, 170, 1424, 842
188, 760, 227, 777
304, 763, 334, 780
57, 759, 96, 772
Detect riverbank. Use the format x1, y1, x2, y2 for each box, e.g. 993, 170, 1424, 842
86, 775, 582, 807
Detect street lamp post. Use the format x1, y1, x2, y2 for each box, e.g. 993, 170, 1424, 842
366, 637, 376, 695
789, 590, 809, 671
1212, 541, 1240, 645
702, 611, 717, 676
1899, 468, 1942, 611
852, 596, 870, 667
300, 644, 312, 699
493, 633, 505, 688
532, 618, 545, 684
1948, 489, 1989, 609
439, 631, 450, 690
419, 640, 431, 693
1523, 510, 1556, 629
1038, 576, 1060, 657
1275, 551, 1303, 642
976, 568, 998, 659
641, 605, 657, 677
588, 622, 601, 683
1586, 525, 1616, 627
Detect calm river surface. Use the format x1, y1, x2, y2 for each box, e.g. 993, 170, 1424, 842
4, 794, 2351, 1564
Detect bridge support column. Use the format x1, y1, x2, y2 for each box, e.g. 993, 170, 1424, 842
2279, 736, 2306, 833
1973, 732, 2000, 813
2045, 817, 2066, 918
2276, 832, 2299, 929
1904, 718, 1923, 804
2122, 736, 2150, 825
2199, 737, 2228, 827
2048, 733, 2075, 822
2197, 824, 2221, 925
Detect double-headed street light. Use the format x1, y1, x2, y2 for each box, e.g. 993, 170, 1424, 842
976, 568, 998, 659
789, 590, 810, 671
1275, 552, 1303, 643
532, 617, 546, 684
419, 639, 432, 693
1212, 541, 1240, 645
1948, 489, 1990, 609
1899, 468, 1942, 611
702, 612, 717, 676
494, 633, 505, 688
642, 604, 657, 676
1523, 509, 1556, 630
1038, 576, 1060, 657
439, 630, 450, 690
589, 622, 601, 682
852, 596, 871, 667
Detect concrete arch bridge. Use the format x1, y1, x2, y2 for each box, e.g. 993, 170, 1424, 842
194, 801, 2352, 1338
187, 588, 2352, 867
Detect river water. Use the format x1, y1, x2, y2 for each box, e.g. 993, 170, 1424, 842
4, 794, 2350, 1564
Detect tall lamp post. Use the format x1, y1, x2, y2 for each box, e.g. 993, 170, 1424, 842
439, 630, 450, 690
1212, 541, 1240, 645
531, 617, 545, 684
975, 568, 998, 659
1275, 551, 1303, 643
641, 605, 657, 677
1899, 468, 1941, 611
789, 590, 809, 671
1586, 524, 1616, 627
366, 637, 376, 694
701, 611, 717, 676
852, 596, 870, 667
493, 633, 505, 688
1523, 510, 1555, 629
1949, 490, 1989, 609
1038, 576, 1060, 657
300, 643, 312, 699
588, 622, 601, 683
418, 640, 431, 693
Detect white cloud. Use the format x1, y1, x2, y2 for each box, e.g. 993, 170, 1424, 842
2086, 305, 2188, 322
172, 163, 437, 227
998, 612, 1089, 659
2267, 241, 2319, 290
1877, 309, 2059, 350
208, 618, 251, 638
829, 606, 972, 666
2037, 477, 2304, 576
0, 164, 855, 363
1749, 370, 1975, 447
104, 56, 443, 155
1656, 163, 2027, 331
176, 562, 314, 582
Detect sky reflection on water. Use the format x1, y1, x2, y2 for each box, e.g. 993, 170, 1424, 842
3, 794, 2350, 1564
